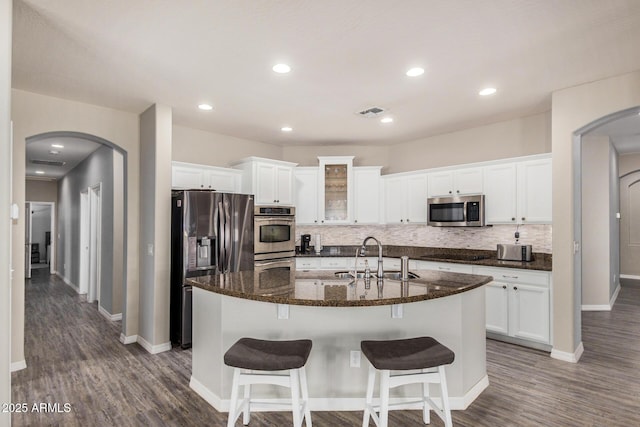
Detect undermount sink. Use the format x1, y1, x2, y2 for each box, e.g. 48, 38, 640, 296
334, 271, 420, 280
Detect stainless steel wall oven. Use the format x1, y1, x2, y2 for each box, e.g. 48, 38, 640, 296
254, 206, 295, 260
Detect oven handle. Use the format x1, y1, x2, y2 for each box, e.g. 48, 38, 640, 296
254, 216, 295, 223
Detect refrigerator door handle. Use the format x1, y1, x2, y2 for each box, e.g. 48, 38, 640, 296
224, 200, 232, 272
215, 201, 223, 273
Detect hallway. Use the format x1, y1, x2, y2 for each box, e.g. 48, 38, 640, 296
11, 271, 640, 426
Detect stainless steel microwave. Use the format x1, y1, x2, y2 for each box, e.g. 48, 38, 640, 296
427, 195, 485, 227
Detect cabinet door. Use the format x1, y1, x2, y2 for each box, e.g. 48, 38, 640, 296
255, 163, 277, 204
206, 170, 239, 193
428, 171, 454, 197
383, 177, 406, 224
454, 168, 483, 195
518, 159, 552, 224
294, 168, 319, 224
483, 163, 517, 224
485, 282, 509, 335
353, 168, 380, 224
405, 173, 428, 223
509, 283, 550, 343
172, 166, 205, 189
276, 166, 294, 205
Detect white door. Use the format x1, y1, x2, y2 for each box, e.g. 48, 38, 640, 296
485, 282, 509, 335
88, 185, 102, 304
276, 166, 294, 205
353, 168, 380, 224
517, 159, 552, 223
294, 168, 319, 224
406, 173, 429, 223
483, 163, 518, 224
256, 163, 277, 204
172, 165, 205, 189
454, 168, 483, 195
25, 202, 32, 279
383, 177, 405, 224
427, 171, 454, 197
509, 283, 550, 343
620, 173, 640, 276
80, 190, 90, 295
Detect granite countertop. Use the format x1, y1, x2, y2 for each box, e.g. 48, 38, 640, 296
296, 245, 552, 271
187, 269, 492, 307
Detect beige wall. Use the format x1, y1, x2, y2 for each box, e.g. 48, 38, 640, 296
11, 89, 141, 363
385, 112, 551, 174
619, 152, 640, 176
283, 145, 390, 169
581, 135, 617, 306
1, 0, 12, 418
551, 70, 640, 358
172, 125, 282, 166
26, 179, 58, 203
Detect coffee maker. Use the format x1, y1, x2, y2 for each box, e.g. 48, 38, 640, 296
300, 234, 312, 253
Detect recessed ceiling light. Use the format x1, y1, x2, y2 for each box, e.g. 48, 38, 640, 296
272, 63, 291, 74
281, 126, 293, 132
51, 144, 64, 149
380, 117, 394, 124
479, 87, 497, 96
198, 104, 213, 111
35, 170, 45, 175
406, 67, 424, 77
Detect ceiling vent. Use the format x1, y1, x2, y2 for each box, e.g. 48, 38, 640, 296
357, 106, 386, 118
31, 159, 66, 167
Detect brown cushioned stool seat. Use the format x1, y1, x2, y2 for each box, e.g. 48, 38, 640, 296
224, 337, 313, 427
361, 336, 455, 427
361, 336, 455, 371
224, 337, 312, 371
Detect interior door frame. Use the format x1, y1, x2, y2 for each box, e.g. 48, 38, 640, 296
24, 202, 32, 279
88, 183, 102, 304
26, 201, 56, 275
80, 189, 89, 295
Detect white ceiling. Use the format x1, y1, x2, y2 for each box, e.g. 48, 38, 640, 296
25, 136, 101, 179
12, 0, 640, 149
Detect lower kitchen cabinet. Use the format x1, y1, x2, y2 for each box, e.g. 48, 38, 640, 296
475, 266, 551, 347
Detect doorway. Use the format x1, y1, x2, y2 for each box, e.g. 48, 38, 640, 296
25, 201, 55, 278
80, 184, 102, 304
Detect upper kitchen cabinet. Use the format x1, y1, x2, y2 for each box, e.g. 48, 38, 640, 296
383, 172, 428, 224
232, 157, 297, 205
517, 158, 552, 224
427, 167, 483, 197
318, 156, 354, 224
172, 161, 242, 193
294, 167, 319, 224
483, 155, 551, 224
353, 166, 382, 224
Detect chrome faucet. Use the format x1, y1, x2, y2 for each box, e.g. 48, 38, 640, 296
360, 236, 384, 279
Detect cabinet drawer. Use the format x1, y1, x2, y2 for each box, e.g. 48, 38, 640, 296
320, 257, 349, 269
414, 260, 473, 274
296, 258, 321, 270
473, 266, 549, 287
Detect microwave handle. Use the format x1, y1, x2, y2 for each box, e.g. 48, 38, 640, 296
463, 201, 467, 222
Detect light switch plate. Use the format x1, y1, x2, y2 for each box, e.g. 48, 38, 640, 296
391, 304, 403, 319
277, 304, 289, 320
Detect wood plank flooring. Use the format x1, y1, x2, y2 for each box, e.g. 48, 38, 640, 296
11, 270, 640, 426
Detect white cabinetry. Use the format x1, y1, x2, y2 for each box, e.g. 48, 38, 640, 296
353, 167, 382, 224
483, 157, 551, 225
474, 266, 551, 346
383, 173, 428, 224
414, 260, 474, 274
427, 168, 483, 197
233, 157, 296, 205
318, 156, 354, 224
294, 167, 319, 224
171, 161, 242, 192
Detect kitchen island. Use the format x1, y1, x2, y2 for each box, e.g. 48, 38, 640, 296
187, 268, 492, 413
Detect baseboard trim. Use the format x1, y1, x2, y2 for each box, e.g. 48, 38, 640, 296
609, 283, 621, 308
190, 374, 489, 412
137, 335, 171, 354
56, 272, 80, 294
98, 305, 122, 321
120, 333, 138, 345
581, 283, 621, 311
11, 360, 27, 372
551, 342, 584, 363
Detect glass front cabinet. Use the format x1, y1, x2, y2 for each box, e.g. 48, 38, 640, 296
318, 156, 354, 224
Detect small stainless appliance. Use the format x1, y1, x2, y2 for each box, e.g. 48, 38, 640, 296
497, 244, 533, 262
300, 234, 311, 253
254, 206, 295, 260
171, 190, 254, 348
427, 194, 485, 227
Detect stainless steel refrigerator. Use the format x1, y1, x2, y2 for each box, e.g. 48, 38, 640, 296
170, 190, 254, 348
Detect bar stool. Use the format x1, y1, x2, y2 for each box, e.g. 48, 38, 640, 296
224, 337, 312, 427
361, 336, 455, 427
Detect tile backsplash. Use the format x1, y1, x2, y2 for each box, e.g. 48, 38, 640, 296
297, 224, 552, 253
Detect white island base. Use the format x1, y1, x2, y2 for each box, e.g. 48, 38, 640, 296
190, 285, 488, 413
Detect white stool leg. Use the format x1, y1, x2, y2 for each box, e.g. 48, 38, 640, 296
379, 370, 390, 427
290, 368, 303, 427
422, 368, 430, 424
439, 366, 453, 427
299, 367, 312, 427
362, 363, 376, 427
227, 368, 241, 427
242, 372, 251, 425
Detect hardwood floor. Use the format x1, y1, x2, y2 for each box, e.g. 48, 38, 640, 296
12, 270, 640, 426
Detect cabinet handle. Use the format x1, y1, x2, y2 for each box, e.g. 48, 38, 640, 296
502, 285, 507, 289
502, 275, 519, 279
354, 219, 358, 223
321, 220, 324, 223
314, 220, 318, 223
513, 286, 518, 291
511, 217, 516, 221
438, 267, 451, 271
400, 219, 404, 223
456, 190, 460, 193
200, 184, 204, 188
274, 199, 277, 203
522, 217, 525, 221
406, 219, 410, 222
448, 190, 452, 194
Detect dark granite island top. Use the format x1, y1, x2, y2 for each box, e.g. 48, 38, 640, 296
186, 269, 492, 307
